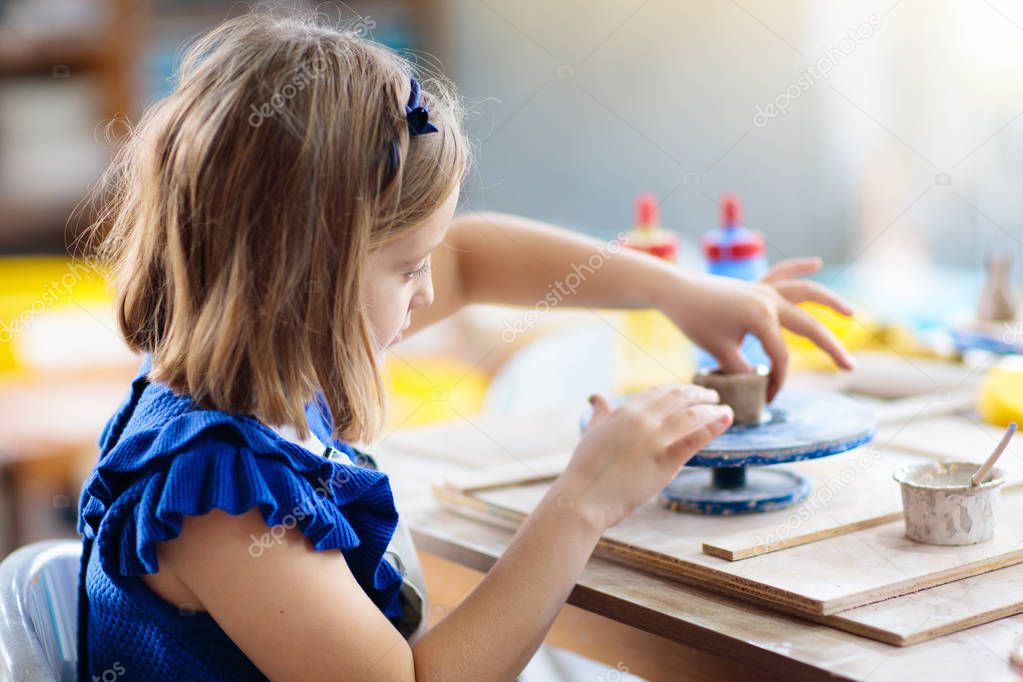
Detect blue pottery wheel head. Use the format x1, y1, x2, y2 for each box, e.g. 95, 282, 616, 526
685, 389, 875, 467
579, 389, 875, 468
580, 388, 876, 515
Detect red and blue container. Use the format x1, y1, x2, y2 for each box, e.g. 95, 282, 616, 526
698, 194, 770, 369
702, 194, 768, 280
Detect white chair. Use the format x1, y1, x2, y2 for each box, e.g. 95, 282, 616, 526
0, 540, 80, 682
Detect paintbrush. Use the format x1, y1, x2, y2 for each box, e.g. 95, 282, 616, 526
971, 422, 1017, 487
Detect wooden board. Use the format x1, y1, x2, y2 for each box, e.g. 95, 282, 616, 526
441, 451, 566, 494
870, 390, 977, 426
434, 478, 1023, 645
414, 506, 1023, 675
879, 413, 1023, 478
443, 446, 932, 562
829, 561, 1023, 646
701, 448, 922, 560
703, 443, 1023, 561
441, 442, 1021, 563
435, 459, 1023, 616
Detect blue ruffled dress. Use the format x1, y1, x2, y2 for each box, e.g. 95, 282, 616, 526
76, 356, 407, 681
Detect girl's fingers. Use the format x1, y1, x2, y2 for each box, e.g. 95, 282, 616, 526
780, 305, 856, 371
643, 385, 721, 423
666, 406, 732, 466
775, 281, 854, 317
754, 323, 789, 402
675, 385, 721, 405
712, 346, 753, 376
760, 258, 822, 284
586, 393, 612, 431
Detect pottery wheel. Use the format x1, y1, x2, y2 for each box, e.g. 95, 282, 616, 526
581, 389, 876, 515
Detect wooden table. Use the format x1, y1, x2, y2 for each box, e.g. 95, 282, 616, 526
0, 366, 138, 556
380, 409, 1023, 682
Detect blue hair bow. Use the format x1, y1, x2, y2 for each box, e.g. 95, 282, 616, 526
405, 78, 438, 136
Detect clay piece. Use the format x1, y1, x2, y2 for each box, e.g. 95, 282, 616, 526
693, 365, 769, 426
893, 462, 1005, 546
977, 254, 1019, 322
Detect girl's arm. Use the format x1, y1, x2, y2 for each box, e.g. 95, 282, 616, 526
154, 486, 600, 681
408, 210, 679, 330
152, 385, 730, 681
412, 210, 855, 398
432, 210, 695, 311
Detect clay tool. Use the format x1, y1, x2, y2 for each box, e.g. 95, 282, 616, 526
971, 422, 1017, 487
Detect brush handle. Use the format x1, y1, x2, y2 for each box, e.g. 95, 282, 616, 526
972, 422, 1017, 486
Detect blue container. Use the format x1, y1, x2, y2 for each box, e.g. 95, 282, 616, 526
698, 194, 771, 369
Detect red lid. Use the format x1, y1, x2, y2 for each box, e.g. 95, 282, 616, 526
721, 193, 742, 227
643, 239, 678, 260
624, 193, 678, 261
635, 193, 659, 228
703, 192, 765, 261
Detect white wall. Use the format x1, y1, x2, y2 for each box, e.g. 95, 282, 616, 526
443, 0, 1023, 276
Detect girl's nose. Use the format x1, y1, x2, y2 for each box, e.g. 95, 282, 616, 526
412, 273, 434, 310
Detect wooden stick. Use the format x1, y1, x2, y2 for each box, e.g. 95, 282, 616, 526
972, 422, 1017, 486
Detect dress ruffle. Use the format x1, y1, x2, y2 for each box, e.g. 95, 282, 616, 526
78, 361, 404, 622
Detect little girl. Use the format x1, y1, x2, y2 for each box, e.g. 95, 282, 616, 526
77, 10, 854, 681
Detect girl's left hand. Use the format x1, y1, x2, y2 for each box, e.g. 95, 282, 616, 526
663, 257, 856, 401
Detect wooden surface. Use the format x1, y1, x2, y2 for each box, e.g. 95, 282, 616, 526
418, 550, 786, 682
409, 506, 1023, 682
703, 436, 1023, 561
0, 367, 136, 463
833, 561, 1023, 646
0, 366, 137, 555
438, 443, 956, 564
448, 460, 1023, 618
699, 448, 924, 560
427, 389, 1023, 653
880, 414, 1023, 473
437, 472, 1023, 644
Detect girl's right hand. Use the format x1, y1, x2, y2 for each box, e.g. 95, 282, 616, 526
552, 385, 732, 531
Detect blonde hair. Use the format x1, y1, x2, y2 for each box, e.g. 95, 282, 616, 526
87, 11, 469, 442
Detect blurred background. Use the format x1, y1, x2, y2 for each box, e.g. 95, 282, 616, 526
2, 0, 1023, 559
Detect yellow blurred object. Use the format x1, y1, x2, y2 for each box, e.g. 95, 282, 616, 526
613, 309, 694, 394
978, 365, 1023, 427
783, 301, 876, 371
0, 256, 111, 373
612, 193, 693, 394
384, 355, 489, 428
869, 324, 922, 356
